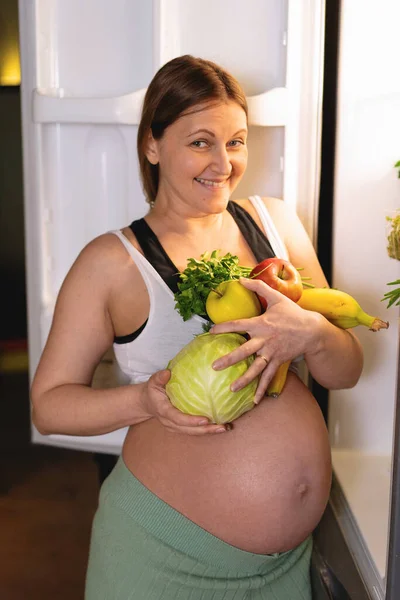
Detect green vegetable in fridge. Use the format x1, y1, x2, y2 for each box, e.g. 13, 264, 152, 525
166, 333, 257, 424
382, 207, 400, 308
386, 210, 400, 260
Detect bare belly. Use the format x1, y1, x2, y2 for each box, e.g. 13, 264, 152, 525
122, 372, 332, 554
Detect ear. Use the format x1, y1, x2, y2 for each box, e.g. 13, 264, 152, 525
145, 131, 159, 165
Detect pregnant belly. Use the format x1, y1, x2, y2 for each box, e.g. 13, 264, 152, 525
123, 372, 332, 554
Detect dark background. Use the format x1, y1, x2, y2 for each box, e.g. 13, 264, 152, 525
0, 0, 27, 343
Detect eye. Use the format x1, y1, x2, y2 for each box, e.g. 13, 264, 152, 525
227, 139, 245, 148
190, 140, 208, 148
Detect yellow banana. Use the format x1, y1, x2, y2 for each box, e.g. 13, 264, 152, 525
267, 361, 291, 398
297, 288, 389, 331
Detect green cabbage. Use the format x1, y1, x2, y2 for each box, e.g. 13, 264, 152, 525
166, 333, 257, 424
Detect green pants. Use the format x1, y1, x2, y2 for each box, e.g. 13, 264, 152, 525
85, 457, 312, 599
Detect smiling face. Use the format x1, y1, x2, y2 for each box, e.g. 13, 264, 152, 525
145, 101, 248, 215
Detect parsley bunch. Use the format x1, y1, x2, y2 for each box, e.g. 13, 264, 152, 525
174, 250, 252, 321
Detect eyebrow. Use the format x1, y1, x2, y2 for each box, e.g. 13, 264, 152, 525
187, 128, 247, 138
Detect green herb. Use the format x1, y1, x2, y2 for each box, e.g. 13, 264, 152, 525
381, 279, 400, 308
201, 320, 214, 333
174, 250, 252, 321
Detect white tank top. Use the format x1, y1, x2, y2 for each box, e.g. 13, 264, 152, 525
110, 196, 289, 384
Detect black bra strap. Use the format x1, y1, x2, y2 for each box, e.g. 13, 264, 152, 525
129, 201, 276, 296
129, 219, 181, 294
115, 201, 276, 344
226, 201, 275, 262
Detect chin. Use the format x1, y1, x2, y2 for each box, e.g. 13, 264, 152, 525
192, 180, 236, 214
205, 190, 233, 207
204, 198, 230, 214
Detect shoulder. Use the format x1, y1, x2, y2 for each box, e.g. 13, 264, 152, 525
234, 196, 328, 284
60, 229, 143, 300
77, 230, 129, 261
233, 195, 290, 216
75, 228, 143, 271
233, 196, 297, 241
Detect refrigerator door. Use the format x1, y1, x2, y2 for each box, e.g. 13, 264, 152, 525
19, 0, 325, 454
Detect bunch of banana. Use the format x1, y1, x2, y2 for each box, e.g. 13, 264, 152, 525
266, 287, 389, 398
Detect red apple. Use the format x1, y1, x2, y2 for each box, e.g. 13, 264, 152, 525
249, 258, 303, 310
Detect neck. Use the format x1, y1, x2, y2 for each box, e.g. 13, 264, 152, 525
147, 195, 229, 237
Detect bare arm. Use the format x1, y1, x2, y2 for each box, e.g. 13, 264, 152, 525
299, 309, 363, 391
31, 234, 225, 437
31, 235, 145, 435
210, 198, 363, 399
266, 196, 364, 389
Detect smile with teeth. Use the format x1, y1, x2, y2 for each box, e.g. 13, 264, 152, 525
195, 177, 228, 188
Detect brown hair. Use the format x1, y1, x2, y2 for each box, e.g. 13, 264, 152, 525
137, 55, 248, 204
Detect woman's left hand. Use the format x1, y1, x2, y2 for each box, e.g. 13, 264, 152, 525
210, 277, 321, 403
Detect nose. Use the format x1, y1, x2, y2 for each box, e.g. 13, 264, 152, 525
211, 145, 232, 176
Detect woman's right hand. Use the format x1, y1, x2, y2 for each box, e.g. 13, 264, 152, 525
141, 370, 228, 435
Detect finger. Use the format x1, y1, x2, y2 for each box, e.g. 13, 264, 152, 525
161, 403, 211, 428
160, 402, 232, 434
153, 369, 171, 387
164, 422, 229, 436
228, 356, 268, 393
254, 367, 277, 404
239, 277, 283, 306
212, 337, 263, 370
210, 318, 256, 335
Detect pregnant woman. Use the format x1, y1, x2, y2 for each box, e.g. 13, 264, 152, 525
31, 55, 363, 599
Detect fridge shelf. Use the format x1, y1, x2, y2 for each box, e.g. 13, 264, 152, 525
33, 86, 288, 127
33, 88, 147, 126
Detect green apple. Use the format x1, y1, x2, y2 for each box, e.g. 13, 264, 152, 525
206, 280, 262, 324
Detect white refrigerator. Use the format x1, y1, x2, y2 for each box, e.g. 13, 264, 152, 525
18, 1, 400, 598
